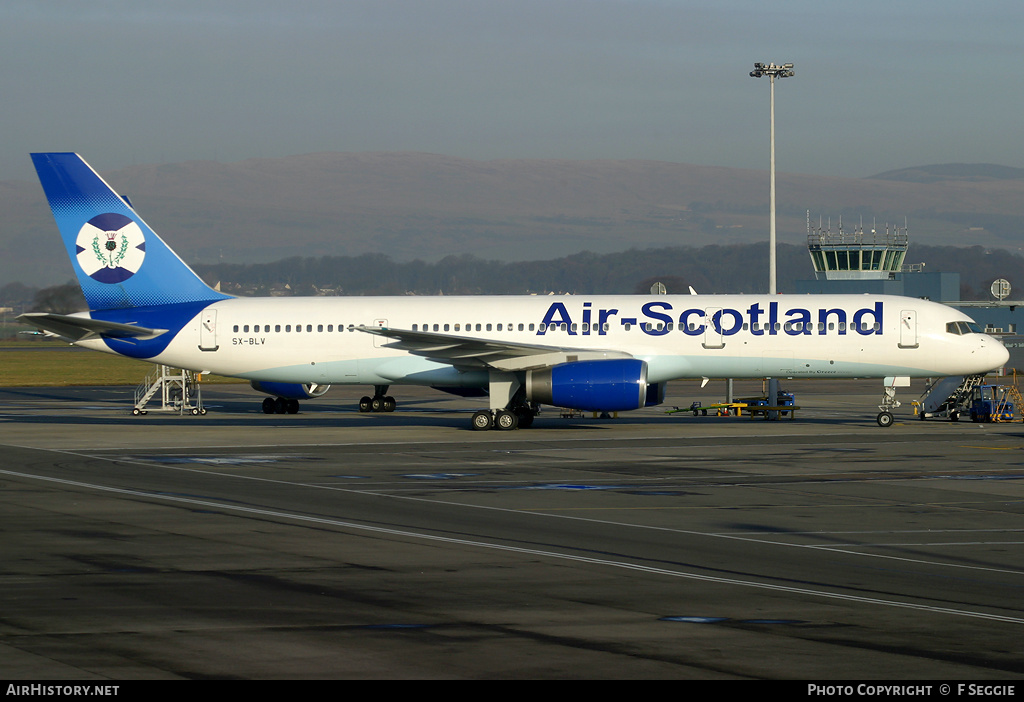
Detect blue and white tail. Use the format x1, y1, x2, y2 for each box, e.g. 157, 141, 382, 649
31, 153, 229, 311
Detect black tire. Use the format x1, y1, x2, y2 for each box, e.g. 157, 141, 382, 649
876, 411, 894, 427
494, 409, 518, 431
471, 410, 493, 431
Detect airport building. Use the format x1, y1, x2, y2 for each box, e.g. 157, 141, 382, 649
792, 216, 1024, 370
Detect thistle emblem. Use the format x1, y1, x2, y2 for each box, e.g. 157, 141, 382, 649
76, 213, 146, 284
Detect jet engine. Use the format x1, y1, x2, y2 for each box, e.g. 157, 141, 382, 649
526, 359, 651, 412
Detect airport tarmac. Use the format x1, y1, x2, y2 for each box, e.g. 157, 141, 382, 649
2, 378, 1024, 679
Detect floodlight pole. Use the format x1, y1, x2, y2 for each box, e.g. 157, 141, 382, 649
750, 62, 794, 419
749, 62, 794, 294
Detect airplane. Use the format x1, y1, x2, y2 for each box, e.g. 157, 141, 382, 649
18, 152, 1009, 429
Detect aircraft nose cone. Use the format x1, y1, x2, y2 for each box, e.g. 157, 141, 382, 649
982, 336, 1010, 371
993, 339, 1010, 368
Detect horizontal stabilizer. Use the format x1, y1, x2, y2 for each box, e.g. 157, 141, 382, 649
17, 312, 168, 343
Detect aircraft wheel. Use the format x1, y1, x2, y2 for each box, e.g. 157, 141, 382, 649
876, 411, 894, 428
949, 411, 959, 422
383, 396, 396, 412
516, 410, 535, 429
359, 396, 372, 412
494, 409, 518, 431
471, 410, 493, 431
274, 397, 287, 414
262, 397, 275, 414
371, 396, 385, 412
286, 399, 300, 414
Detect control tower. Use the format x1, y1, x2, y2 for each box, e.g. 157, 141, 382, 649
806, 213, 908, 281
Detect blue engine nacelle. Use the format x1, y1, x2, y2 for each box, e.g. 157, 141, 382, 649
645, 382, 666, 407
249, 381, 330, 399
526, 359, 649, 412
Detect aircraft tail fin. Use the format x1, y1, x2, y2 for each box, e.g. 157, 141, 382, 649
30, 153, 229, 311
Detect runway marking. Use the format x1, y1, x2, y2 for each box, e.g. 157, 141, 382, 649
6, 443, 1024, 581
2, 465, 1024, 627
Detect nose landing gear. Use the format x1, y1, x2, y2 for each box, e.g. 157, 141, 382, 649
876, 376, 909, 427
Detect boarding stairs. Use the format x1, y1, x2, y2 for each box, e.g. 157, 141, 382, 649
917, 374, 984, 420
133, 365, 206, 415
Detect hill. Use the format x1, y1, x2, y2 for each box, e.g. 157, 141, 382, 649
869, 163, 1024, 184
4, 152, 1024, 287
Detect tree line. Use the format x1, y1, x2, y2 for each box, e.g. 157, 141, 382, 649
6, 242, 1023, 315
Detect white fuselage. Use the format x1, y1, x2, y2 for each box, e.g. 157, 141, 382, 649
76, 293, 1008, 387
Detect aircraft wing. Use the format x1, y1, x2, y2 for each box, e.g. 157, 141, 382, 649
17, 312, 168, 343
358, 326, 633, 371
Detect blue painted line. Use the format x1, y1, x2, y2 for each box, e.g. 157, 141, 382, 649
660, 616, 729, 624
402, 473, 478, 479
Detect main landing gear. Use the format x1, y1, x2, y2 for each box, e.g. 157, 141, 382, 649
471, 404, 539, 431
262, 397, 300, 414
471, 372, 538, 431
359, 385, 396, 413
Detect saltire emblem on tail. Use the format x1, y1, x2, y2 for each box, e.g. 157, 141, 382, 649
76, 213, 146, 283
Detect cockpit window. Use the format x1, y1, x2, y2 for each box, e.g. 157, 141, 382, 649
946, 321, 983, 335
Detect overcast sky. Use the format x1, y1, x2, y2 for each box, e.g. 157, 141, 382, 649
3, 0, 1022, 181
